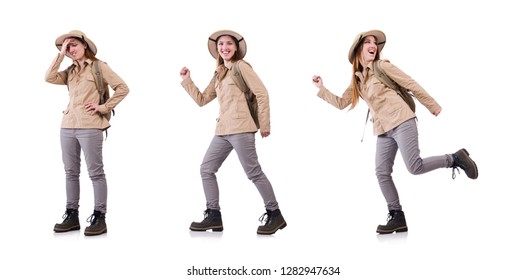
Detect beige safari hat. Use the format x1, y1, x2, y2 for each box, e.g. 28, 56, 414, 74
208, 30, 247, 59
348, 30, 386, 64
55, 30, 97, 55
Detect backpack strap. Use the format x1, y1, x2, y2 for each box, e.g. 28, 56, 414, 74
361, 109, 370, 143
91, 61, 105, 105
230, 60, 259, 129
373, 60, 398, 91
231, 60, 249, 93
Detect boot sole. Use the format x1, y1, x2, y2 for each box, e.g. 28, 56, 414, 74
53, 225, 81, 232
458, 149, 479, 179
189, 226, 224, 232
84, 228, 107, 236
257, 222, 287, 235
376, 226, 408, 234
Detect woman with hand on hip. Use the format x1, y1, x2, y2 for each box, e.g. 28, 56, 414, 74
312, 30, 478, 234
179, 30, 286, 235
45, 30, 129, 236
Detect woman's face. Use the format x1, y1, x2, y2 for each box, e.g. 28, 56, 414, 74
360, 35, 378, 65
216, 35, 237, 62
65, 38, 86, 61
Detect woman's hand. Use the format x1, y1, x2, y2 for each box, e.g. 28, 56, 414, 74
180, 67, 191, 80
260, 131, 270, 138
85, 102, 100, 115
60, 38, 72, 56
312, 75, 323, 88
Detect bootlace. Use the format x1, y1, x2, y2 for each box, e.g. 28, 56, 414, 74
451, 167, 460, 179
385, 212, 394, 222
62, 209, 76, 219
202, 209, 210, 219
86, 214, 97, 225
259, 212, 269, 225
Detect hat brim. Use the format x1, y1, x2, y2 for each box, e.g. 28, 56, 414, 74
208, 30, 247, 60
348, 30, 386, 64
55, 32, 97, 55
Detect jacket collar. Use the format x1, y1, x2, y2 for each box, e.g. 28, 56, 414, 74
355, 61, 374, 82
224, 60, 234, 70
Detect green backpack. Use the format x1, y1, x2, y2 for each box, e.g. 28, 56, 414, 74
230, 60, 260, 129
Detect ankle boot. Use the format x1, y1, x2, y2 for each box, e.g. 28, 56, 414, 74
257, 209, 287, 235
376, 210, 408, 234
84, 210, 107, 236
54, 208, 80, 232
451, 148, 478, 179
190, 209, 223, 232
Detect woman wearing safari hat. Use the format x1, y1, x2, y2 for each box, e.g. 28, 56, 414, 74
312, 30, 478, 234
45, 30, 129, 236
179, 30, 286, 235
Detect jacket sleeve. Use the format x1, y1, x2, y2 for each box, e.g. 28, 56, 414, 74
317, 83, 354, 110
45, 53, 68, 85
181, 75, 217, 107
238, 61, 271, 132
380, 60, 441, 114
98, 61, 129, 115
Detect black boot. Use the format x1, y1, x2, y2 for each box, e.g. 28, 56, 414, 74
190, 209, 223, 232
451, 148, 478, 179
84, 210, 107, 236
376, 210, 408, 234
257, 209, 287, 235
54, 208, 80, 232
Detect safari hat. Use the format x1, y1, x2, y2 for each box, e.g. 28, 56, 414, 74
208, 30, 247, 59
348, 30, 386, 64
55, 30, 97, 55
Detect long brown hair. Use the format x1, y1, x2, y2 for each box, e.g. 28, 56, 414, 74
349, 38, 381, 110
84, 47, 98, 61
80, 39, 98, 61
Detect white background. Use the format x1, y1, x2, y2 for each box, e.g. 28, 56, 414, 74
1, 0, 524, 279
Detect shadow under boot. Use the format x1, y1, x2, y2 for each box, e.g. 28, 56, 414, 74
54, 208, 80, 232
189, 209, 223, 232
257, 209, 287, 235
84, 210, 107, 236
376, 210, 408, 234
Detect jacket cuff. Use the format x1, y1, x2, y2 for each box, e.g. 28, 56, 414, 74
98, 104, 110, 114
181, 77, 194, 87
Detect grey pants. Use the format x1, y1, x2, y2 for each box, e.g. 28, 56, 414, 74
200, 133, 279, 211
375, 118, 453, 211
60, 128, 107, 213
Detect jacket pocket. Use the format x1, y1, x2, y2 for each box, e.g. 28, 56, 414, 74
386, 105, 403, 118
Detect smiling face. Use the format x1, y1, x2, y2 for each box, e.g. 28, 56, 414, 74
216, 35, 238, 62
65, 38, 87, 61
360, 35, 379, 65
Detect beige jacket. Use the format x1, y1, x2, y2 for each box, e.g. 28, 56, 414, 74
45, 53, 129, 129
181, 60, 270, 135
318, 60, 441, 136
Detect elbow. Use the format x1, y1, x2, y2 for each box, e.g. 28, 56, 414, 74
119, 83, 130, 95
